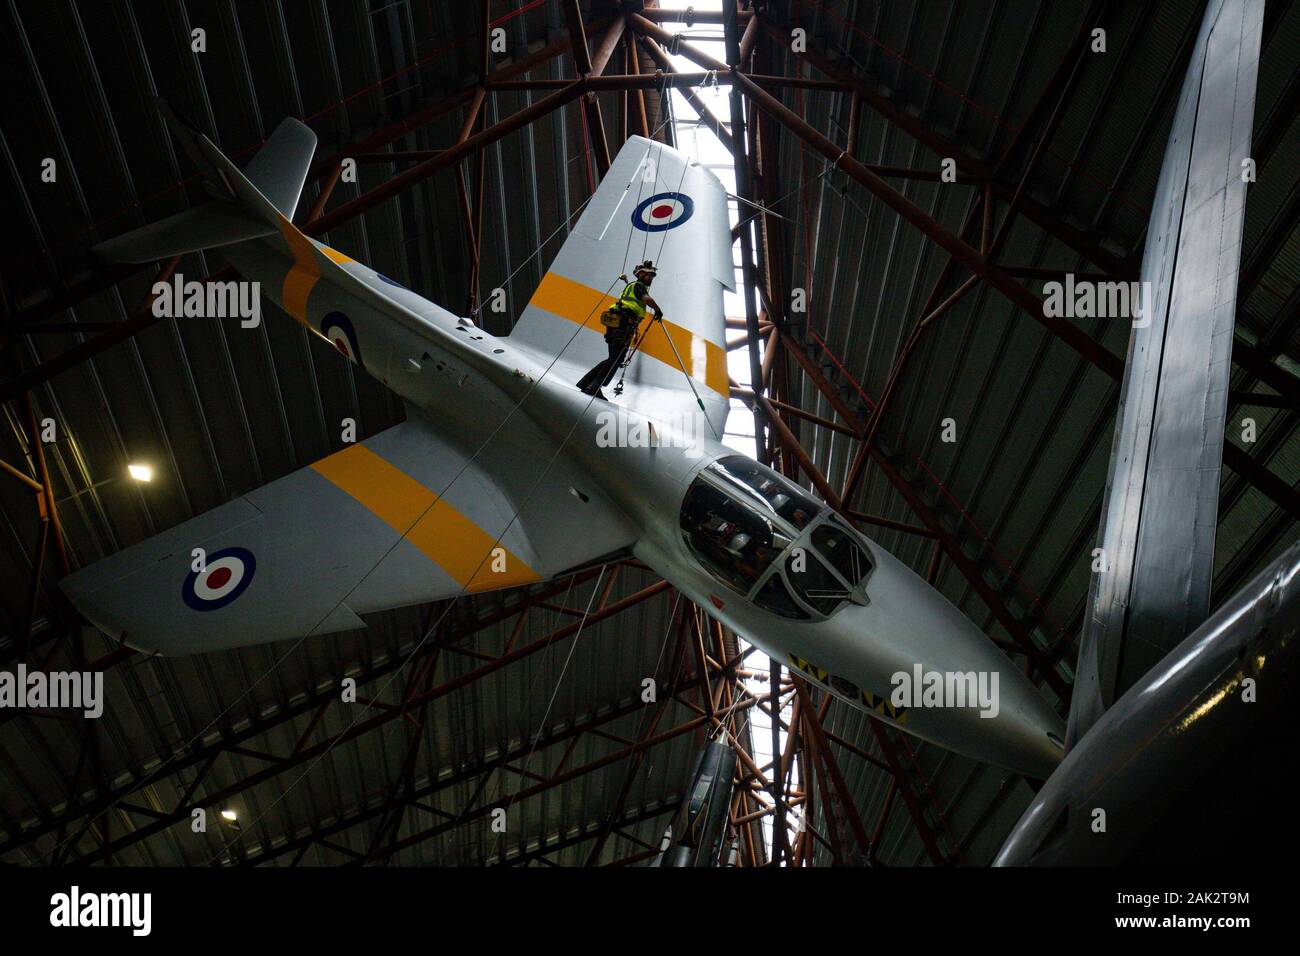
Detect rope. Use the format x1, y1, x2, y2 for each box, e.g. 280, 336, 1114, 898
49, 217, 632, 868
51, 106, 718, 867
731, 154, 842, 240
201, 337, 628, 865
502, 565, 608, 816
470, 188, 596, 320
189, 148, 688, 855
613, 319, 652, 395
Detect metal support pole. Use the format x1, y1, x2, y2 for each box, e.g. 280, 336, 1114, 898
722, 0, 769, 464
564, 0, 611, 176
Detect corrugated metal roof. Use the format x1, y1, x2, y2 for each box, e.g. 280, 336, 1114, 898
769, 0, 1298, 865
0, 0, 1295, 867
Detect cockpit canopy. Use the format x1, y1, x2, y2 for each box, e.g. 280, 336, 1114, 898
679, 456, 873, 619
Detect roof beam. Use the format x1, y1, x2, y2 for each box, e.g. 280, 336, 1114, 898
563, 0, 611, 176
65, 581, 673, 865
0, 570, 608, 857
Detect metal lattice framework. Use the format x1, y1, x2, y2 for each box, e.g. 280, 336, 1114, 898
1, 0, 1296, 867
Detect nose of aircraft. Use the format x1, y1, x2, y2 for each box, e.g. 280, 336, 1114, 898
835, 546, 1066, 779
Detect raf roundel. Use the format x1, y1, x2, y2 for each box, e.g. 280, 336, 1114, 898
631, 191, 694, 232
183, 547, 257, 611
321, 310, 363, 364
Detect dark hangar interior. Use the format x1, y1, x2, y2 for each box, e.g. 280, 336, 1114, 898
0, 0, 1296, 867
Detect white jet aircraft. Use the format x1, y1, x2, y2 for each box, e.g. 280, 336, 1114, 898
64, 106, 1064, 779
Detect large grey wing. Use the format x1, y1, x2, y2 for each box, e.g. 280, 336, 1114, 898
62, 412, 637, 655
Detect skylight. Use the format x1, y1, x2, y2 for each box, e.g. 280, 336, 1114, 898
655, 0, 802, 865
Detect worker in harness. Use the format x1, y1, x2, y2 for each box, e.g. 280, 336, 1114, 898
577, 260, 664, 399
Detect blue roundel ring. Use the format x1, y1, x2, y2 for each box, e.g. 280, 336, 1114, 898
183, 546, 257, 611
321, 311, 362, 364
631, 192, 694, 232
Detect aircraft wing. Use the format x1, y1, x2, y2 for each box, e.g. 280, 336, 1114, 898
61, 408, 637, 655
1067, 0, 1263, 747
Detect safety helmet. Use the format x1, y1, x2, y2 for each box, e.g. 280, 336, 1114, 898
632, 260, 657, 280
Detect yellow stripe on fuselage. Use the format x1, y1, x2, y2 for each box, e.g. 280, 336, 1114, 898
275, 215, 354, 323
528, 272, 727, 395
311, 443, 540, 592
277, 216, 319, 323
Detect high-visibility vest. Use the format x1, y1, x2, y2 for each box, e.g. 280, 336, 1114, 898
616, 281, 647, 318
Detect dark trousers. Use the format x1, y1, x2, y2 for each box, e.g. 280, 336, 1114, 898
577, 329, 634, 392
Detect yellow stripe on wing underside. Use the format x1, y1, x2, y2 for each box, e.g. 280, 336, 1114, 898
311, 444, 541, 592
528, 272, 728, 395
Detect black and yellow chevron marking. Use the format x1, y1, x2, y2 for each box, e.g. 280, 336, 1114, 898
786, 654, 909, 725
861, 688, 909, 725
787, 653, 827, 682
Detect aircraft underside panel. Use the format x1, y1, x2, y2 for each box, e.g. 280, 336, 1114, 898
1068, 0, 1263, 747
61, 412, 636, 655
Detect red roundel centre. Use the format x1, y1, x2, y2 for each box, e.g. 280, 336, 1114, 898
334, 338, 348, 353
207, 567, 233, 589
651, 204, 673, 219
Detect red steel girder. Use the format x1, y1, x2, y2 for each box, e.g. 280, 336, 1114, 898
759, 15, 1135, 280
0, 568, 613, 858
564, 0, 612, 177
779, 330, 1071, 700
792, 683, 873, 861
732, 70, 1123, 380
247, 662, 729, 867
353, 689, 766, 865
65, 579, 674, 866
731, 66, 1300, 521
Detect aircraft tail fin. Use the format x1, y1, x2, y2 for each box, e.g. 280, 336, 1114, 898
92, 101, 317, 264
228, 113, 316, 219
508, 136, 734, 436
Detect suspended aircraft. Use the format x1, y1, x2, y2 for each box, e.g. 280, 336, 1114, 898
63, 101, 1065, 780
996, 0, 1300, 865
653, 739, 737, 867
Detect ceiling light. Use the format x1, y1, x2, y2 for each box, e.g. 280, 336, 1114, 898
220, 809, 238, 822
127, 463, 153, 482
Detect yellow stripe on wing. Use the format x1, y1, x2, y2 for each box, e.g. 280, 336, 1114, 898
311, 444, 541, 592
528, 272, 727, 395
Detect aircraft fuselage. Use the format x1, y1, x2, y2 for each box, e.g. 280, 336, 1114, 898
525, 371, 1067, 779
221, 231, 1065, 779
